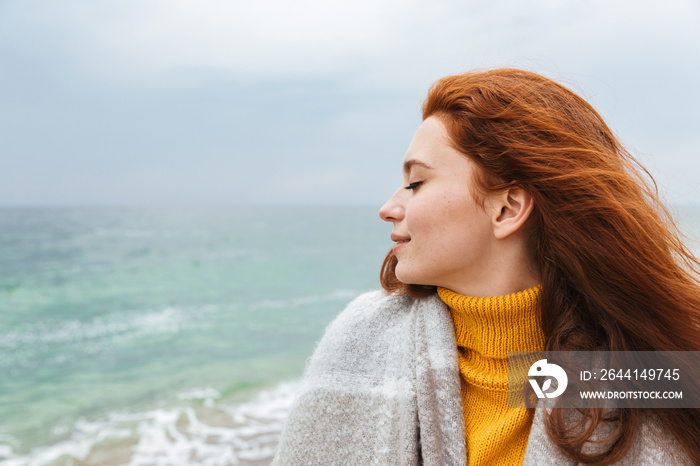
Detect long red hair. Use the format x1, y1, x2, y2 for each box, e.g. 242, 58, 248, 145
380, 69, 700, 464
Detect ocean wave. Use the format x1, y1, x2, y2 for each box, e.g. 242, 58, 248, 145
0, 306, 219, 347
248, 289, 359, 311
1, 289, 358, 354
0, 305, 219, 372
0, 382, 298, 466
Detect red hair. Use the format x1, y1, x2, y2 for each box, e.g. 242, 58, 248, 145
380, 69, 700, 464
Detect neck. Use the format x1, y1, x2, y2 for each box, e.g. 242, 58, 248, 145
441, 238, 540, 297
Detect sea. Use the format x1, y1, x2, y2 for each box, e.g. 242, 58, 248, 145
0, 205, 698, 466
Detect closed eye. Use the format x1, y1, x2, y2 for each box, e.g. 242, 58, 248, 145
405, 181, 423, 190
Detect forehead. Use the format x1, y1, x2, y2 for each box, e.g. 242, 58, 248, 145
403, 116, 467, 172
405, 117, 449, 159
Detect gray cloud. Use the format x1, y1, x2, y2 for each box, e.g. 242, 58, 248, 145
0, 0, 698, 205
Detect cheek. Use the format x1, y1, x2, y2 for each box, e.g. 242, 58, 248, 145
406, 188, 462, 238
412, 196, 488, 254
405, 200, 441, 240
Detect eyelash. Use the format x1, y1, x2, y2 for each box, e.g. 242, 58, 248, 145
405, 181, 423, 190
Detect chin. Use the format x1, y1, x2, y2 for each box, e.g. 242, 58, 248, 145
394, 268, 410, 284
395, 266, 432, 287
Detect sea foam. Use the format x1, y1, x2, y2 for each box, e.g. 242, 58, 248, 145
0, 382, 298, 466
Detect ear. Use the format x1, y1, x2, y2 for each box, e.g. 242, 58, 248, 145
489, 187, 535, 240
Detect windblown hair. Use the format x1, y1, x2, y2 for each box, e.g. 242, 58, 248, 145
380, 69, 700, 464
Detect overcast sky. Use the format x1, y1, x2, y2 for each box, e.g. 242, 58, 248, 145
0, 0, 698, 206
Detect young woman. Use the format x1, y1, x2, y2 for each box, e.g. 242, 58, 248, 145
272, 69, 700, 465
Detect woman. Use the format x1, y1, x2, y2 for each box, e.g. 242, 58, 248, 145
272, 69, 700, 465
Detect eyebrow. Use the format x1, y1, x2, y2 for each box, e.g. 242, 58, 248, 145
403, 159, 434, 173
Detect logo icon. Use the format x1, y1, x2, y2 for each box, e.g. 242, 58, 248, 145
528, 358, 568, 398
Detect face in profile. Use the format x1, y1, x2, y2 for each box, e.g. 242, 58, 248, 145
379, 116, 496, 291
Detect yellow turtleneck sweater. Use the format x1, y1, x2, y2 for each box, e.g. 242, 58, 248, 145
437, 284, 544, 466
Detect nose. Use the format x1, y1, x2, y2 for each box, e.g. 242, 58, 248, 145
379, 190, 404, 223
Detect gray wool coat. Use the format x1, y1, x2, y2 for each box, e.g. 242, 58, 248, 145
272, 290, 690, 465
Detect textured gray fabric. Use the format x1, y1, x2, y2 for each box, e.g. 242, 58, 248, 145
272, 290, 466, 465
272, 290, 690, 465
523, 402, 691, 465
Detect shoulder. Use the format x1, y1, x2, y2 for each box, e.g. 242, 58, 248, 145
318, 289, 448, 350
307, 290, 442, 374
331, 288, 446, 321
331, 288, 416, 322
317, 290, 407, 345
336, 288, 409, 316
320, 289, 449, 333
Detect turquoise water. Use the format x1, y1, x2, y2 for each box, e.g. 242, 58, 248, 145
0, 205, 698, 465
0, 206, 389, 464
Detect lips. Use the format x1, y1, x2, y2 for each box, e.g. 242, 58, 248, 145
391, 233, 410, 253
391, 233, 410, 243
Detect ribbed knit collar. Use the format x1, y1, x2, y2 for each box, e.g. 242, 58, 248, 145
437, 285, 545, 358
